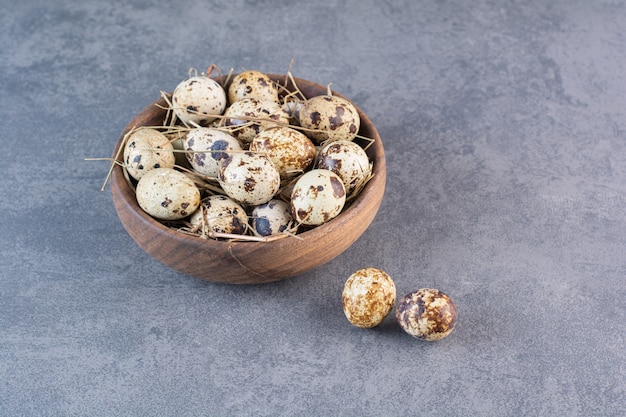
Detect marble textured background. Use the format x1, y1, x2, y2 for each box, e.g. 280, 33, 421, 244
1, 0, 624, 415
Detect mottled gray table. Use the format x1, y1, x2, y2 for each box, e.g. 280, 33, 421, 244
1, 1, 624, 416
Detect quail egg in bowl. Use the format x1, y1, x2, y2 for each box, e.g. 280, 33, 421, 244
109, 73, 386, 284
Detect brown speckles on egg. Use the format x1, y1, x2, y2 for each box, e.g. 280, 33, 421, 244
243, 176, 257, 192
227, 70, 279, 104
310, 111, 322, 126
329, 176, 345, 199
218, 152, 280, 205
184, 127, 242, 178
290, 169, 346, 226
328, 106, 345, 130
342, 268, 396, 328
135, 168, 201, 221
180, 202, 191, 217
298, 95, 361, 144
250, 126, 316, 179
251, 199, 293, 237
395, 289, 458, 341
171, 76, 226, 126
123, 128, 175, 181
317, 140, 372, 195
221, 98, 290, 143
189, 195, 249, 237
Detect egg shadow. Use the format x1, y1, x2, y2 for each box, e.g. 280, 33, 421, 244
365, 315, 407, 337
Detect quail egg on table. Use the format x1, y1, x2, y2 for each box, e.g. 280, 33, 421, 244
184, 127, 242, 178
249, 126, 316, 179
221, 97, 290, 144
123, 128, 175, 181
251, 199, 293, 237
135, 168, 201, 221
395, 289, 458, 341
171, 75, 227, 126
290, 169, 346, 226
342, 268, 396, 328
298, 94, 360, 144
228, 70, 279, 104
218, 151, 281, 206
189, 194, 249, 237
317, 140, 372, 195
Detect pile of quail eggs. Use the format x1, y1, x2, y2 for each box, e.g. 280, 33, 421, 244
122, 69, 374, 240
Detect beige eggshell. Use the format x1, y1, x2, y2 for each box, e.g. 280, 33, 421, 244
395, 289, 458, 341
184, 127, 242, 178
189, 195, 249, 237
298, 95, 360, 144
249, 126, 316, 179
290, 169, 346, 226
123, 128, 175, 181
218, 151, 281, 206
228, 70, 279, 104
251, 199, 293, 237
221, 98, 290, 143
317, 140, 372, 195
135, 168, 200, 221
172, 76, 227, 126
342, 268, 396, 328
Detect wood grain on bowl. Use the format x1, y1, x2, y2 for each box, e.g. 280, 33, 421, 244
110, 74, 386, 284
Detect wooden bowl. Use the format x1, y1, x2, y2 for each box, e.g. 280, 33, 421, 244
110, 74, 386, 284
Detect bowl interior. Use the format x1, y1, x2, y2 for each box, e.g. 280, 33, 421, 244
110, 74, 386, 284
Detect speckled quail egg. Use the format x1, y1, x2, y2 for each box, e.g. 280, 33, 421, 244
298, 94, 360, 144
290, 169, 346, 226
228, 70, 279, 104
395, 289, 458, 341
189, 194, 249, 236
123, 128, 175, 181
135, 168, 200, 221
317, 140, 372, 195
342, 268, 396, 328
249, 126, 316, 179
172, 76, 227, 126
251, 199, 293, 237
218, 151, 281, 206
221, 97, 290, 144
184, 127, 242, 178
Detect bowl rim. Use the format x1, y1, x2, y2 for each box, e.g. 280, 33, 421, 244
110, 73, 386, 282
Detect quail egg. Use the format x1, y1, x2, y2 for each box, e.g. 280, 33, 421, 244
221, 97, 290, 143
123, 128, 175, 181
298, 94, 360, 144
317, 140, 372, 195
184, 127, 242, 178
251, 199, 293, 237
342, 268, 396, 328
172, 75, 227, 126
135, 168, 201, 221
249, 126, 316, 179
189, 194, 249, 237
395, 289, 458, 341
218, 151, 281, 206
290, 169, 346, 226
228, 70, 279, 104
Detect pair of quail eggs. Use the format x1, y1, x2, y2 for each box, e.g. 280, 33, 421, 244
341, 268, 458, 341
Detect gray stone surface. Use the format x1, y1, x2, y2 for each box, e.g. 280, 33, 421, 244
1, 0, 625, 415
